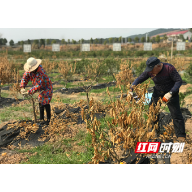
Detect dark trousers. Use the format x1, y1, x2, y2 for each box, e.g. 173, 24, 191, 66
39, 103, 51, 121
149, 87, 186, 138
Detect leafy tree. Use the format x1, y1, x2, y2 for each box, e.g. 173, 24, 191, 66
163, 34, 168, 41
3, 38, 7, 45
189, 28, 192, 33
34, 40, 39, 45
179, 34, 185, 41
100, 38, 103, 44
95, 38, 98, 44
51, 40, 56, 44
104, 40, 107, 45
151, 37, 155, 43
134, 36, 139, 43
17, 41, 20, 45
46, 39, 50, 45
27, 39, 31, 44
109, 38, 113, 44
128, 38, 132, 42
141, 37, 145, 43
72, 39, 75, 44
40, 39, 45, 46
68, 39, 70, 44
61, 39, 65, 44
147, 37, 150, 42
118, 36, 122, 43
21, 41, 24, 46
114, 38, 118, 43
0, 38, 3, 45
155, 35, 160, 43
81, 38, 84, 43
90, 38, 93, 44
9, 40, 14, 46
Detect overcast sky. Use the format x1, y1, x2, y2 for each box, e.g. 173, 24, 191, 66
0, 28, 160, 43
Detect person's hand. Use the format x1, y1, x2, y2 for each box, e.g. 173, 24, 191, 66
162, 92, 172, 102
20, 88, 25, 94
22, 91, 29, 95
20, 88, 28, 95
128, 91, 133, 98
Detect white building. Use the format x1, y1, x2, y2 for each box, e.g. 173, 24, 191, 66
166, 30, 192, 42
183, 31, 192, 39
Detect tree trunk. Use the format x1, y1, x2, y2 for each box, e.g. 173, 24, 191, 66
86, 92, 89, 109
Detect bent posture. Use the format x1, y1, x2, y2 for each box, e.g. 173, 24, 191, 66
129, 57, 185, 142
20, 57, 53, 125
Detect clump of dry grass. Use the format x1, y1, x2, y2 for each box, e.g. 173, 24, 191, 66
115, 59, 135, 91
81, 63, 174, 164
0, 52, 14, 98
42, 59, 57, 74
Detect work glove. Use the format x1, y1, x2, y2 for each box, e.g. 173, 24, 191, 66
162, 92, 172, 102
128, 91, 133, 97
20, 88, 25, 94
20, 88, 29, 95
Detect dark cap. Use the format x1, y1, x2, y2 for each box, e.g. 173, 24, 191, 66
144, 57, 160, 72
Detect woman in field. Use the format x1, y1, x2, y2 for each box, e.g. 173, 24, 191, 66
20, 57, 53, 125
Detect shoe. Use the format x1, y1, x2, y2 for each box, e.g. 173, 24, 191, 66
44, 119, 50, 125
45, 121, 50, 125
39, 120, 46, 125
176, 137, 186, 142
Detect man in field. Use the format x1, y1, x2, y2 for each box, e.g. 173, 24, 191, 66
20, 57, 53, 125
129, 57, 186, 142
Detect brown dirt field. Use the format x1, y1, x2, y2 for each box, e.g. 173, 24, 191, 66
179, 84, 192, 94
0, 151, 32, 164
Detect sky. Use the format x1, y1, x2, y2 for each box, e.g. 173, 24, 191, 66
0, 28, 159, 44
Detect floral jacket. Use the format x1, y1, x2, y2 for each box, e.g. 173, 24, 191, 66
20, 65, 53, 105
